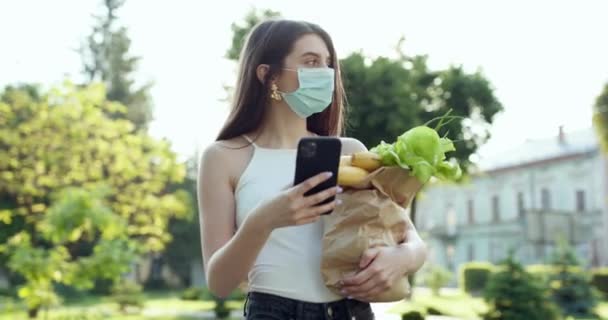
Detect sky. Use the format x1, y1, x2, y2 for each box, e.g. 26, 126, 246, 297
1, 0, 607, 162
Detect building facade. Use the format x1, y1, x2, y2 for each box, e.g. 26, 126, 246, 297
417, 128, 608, 272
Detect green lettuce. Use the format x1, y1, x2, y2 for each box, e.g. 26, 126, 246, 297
370, 111, 463, 184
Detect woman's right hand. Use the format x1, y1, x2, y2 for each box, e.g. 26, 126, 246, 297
251, 171, 342, 231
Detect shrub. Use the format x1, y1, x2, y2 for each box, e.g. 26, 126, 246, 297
460, 261, 494, 294
426, 306, 443, 315
214, 297, 231, 319
111, 280, 144, 313
548, 242, 599, 318
591, 268, 608, 298
483, 254, 560, 320
180, 287, 203, 300
424, 265, 452, 296
401, 310, 425, 320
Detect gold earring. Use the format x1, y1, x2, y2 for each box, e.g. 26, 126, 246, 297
270, 83, 282, 101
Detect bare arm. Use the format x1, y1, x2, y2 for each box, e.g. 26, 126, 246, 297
399, 216, 428, 272
198, 144, 271, 298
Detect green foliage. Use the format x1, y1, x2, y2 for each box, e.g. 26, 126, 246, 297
179, 286, 245, 302
459, 262, 494, 295
39, 186, 124, 244
80, 0, 153, 131
591, 268, 608, 298
526, 264, 584, 284
371, 112, 462, 183
225, 8, 281, 61
593, 82, 608, 152
527, 264, 559, 283
143, 277, 169, 291
548, 241, 599, 318
341, 49, 503, 175
226, 288, 247, 301
426, 306, 443, 315
401, 310, 425, 320
110, 280, 144, 313
0, 82, 187, 252
90, 278, 114, 295
483, 254, 560, 320
163, 156, 200, 286
2, 187, 137, 316
0, 287, 14, 297
423, 265, 452, 296
180, 287, 204, 300
0, 82, 188, 315
214, 297, 231, 319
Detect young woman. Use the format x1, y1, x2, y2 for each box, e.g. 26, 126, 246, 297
198, 19, 427, 319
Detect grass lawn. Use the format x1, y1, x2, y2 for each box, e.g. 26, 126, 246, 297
0, 291, 245, 320
389, 288, 608, 320
598, 303, 608, 320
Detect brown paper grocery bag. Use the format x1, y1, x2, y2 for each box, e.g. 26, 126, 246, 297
321, 167, 423, 302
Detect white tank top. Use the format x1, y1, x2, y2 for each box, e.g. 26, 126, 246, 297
234, 135, 341, 303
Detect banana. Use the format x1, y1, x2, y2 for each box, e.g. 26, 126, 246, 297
340, 155, 352, 166
351, 151, 382, 171
338, 165, 369, 187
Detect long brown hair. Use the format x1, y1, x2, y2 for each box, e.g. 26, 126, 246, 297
216, 19, 346, 141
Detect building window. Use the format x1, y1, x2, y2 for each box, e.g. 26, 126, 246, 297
492, 196, 500, 222
576, 190, 586, 212
467, 199, 475, 224
541, 188, 551, 210
517, 192, 525, 217
468, 243, 475, 261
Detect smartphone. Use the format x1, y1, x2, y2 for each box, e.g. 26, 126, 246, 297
294, 136, 342, 215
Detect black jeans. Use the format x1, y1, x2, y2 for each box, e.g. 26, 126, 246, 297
244, 291, 375, 320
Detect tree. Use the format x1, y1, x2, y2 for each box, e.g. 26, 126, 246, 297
593, 83, 608, 152
342, 40, 503, 173
1, 187, 137, 318
483, 253, 560, 320
225, 8, 281, 61
80, 0, 153, 132
547, 239, 599, 318
161, 154, 200, 286
0, 82, 188, 315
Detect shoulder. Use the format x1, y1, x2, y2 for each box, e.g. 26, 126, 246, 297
339, 137, 368, 155
198, 137, 253, 185
200, 138, 243, 165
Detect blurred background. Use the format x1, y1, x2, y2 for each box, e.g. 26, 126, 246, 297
0, 0, 607, 319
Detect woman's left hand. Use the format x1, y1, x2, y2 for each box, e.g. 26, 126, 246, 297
339, 242, 426, 302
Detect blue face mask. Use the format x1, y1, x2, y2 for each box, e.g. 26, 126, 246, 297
279, 67, 335, 118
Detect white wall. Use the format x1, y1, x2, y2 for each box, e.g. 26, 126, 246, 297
418, 150, 606, 268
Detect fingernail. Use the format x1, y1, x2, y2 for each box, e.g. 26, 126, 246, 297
326, 171, 333, 177
347, 296, 353, 300
336, 199, 343, 205
340, 289, 347, 295
337, 186, 343, 193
